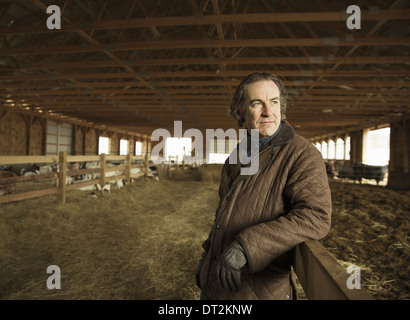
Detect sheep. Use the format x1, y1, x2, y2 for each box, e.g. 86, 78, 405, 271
55, 176, 73, 186
115, 179, 124, 190
0, 170, 18, 195
20, 163, 40, 176
102, 183, 111, 194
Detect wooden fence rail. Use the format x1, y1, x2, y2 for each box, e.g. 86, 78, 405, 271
293, 240, 374, 300
0, 152, 149, 204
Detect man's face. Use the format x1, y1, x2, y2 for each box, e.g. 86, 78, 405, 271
243, 80, 282, 138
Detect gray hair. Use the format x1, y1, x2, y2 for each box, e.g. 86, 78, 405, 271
229, 72, 288, 126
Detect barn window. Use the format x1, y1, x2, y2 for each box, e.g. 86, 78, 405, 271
315, 142, 321, 152
328, 140, 335, 159
335, 138, 344, 160
208, 138, 239, 164
120, 139, 129, 155
46, 121, 72, 155
165, 137, 192, 162
345, 136, 351, 160
321, 141, 328, 159
135, 141, 142, 156
363, 126, 390, 166
98, 137, 110, 155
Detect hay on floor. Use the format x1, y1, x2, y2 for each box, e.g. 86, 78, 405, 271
0, 165, 408, 300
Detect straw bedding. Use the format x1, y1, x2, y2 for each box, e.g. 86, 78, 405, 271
0, 164, 408, 300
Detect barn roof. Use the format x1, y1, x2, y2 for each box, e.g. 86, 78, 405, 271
0, 0, 409, 140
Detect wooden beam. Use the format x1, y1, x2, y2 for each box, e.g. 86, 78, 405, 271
1, 37, 408, 55
7, 56, 408, 70
1, 69, 409, 82
0, 187, 58, 204
3, 80, 409, 89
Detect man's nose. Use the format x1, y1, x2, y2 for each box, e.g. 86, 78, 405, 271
262, 102, 273, 116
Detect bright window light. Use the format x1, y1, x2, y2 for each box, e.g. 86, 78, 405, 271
345, 136, 350, 160
165, 137, 192, 162
364, 127, 390, 166
336, 138, 344, 160
328, 140, 335, 159
321, 141, 328, 159
135, 141, 142, 156
120, 139, 129, 155
98, 137, 110, 155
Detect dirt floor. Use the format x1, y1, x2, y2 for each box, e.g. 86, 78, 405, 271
0, 165, 408, 300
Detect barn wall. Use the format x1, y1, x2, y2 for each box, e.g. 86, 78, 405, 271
84, 128, 98, 155
110, 132, 119, 155
0, 112, 27, 155
388, 118, 410, 190
74, 126, 84, 155
30, 118, 44, 155
0, 109, 149, 157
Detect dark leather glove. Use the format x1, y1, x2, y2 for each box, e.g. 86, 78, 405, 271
216, 240, 247, 292
195, 251, 207, 288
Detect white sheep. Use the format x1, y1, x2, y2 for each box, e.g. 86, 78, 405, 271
102, 183, 111, 194
55, 176, 73, 186
115, 179, 124, 190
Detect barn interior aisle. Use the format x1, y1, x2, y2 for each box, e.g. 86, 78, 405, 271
0, 166, 408, 300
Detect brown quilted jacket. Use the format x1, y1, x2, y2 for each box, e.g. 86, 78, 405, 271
199, 121, 332, 300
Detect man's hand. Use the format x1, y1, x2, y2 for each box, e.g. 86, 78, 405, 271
216, 240, 247, 292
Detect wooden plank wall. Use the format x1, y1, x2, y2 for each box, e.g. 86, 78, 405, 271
0, 109, 147, 157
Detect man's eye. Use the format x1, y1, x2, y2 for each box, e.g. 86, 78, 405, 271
252, 102, 262, 108
271, 100, 279, 104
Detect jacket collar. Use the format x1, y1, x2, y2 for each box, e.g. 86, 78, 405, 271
228, 121, 295, 183
266, 120, 295, 147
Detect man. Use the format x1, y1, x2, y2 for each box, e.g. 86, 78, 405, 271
196, 72, 332, 300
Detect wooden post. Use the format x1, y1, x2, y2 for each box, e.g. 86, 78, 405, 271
125, 153, 131, 184
38, 117, 47, 155
144, 152, 149, 175
58, 151, 67, 203
100, 153, 106, 186
158, 163, 164, 180
144, 140, 151, 175
26, 116, 33, 155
